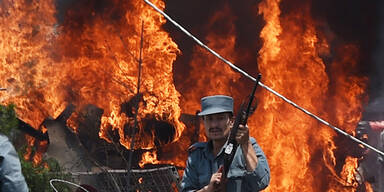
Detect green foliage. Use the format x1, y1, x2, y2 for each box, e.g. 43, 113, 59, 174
0, 104, 18, 137
0, 104, 71, 192
19, 152, 72, 192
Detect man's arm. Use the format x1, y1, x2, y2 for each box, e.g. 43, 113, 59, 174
180, 155, 198, 192
0, 135, 29, 192
241, 137, 260, 172
236, 125, 270, 190
242, 138, 270, 191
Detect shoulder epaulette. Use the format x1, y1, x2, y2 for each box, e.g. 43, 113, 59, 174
187, 142, 206, 153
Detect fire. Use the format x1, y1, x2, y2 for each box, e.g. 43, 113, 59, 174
0, 0, 185, 165
136, 0, 238, 170
181, 4, 241, 116
139, 151, 159, 168
256, 0, 329, 189
0, 0, 61, 129
340, 157, 358, 187
253, 0, 365, 191
153, 4, 243, 168
138, 177, 143, 184
365, 182, 373, 192
0, 0, 371, 191
56, 0, 185, 150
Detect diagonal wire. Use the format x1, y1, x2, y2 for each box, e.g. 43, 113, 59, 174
143, 0, 384, 157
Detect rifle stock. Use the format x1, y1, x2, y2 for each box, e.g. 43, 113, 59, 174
218, 74, 261, 191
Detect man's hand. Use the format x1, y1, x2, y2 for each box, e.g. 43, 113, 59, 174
236, 124, 259, 172
199, 166, 224, 192
236, 124, 250, 146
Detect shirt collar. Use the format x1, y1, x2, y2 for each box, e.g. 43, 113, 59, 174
204, 139, 229, 159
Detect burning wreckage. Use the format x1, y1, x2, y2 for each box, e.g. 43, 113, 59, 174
0, 0, 384, 191
354, 101, 384, 192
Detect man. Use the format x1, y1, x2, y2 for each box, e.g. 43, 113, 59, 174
0, 134, 29, 192
180, 95, 270, 192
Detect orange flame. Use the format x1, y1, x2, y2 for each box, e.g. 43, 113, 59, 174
152, 4, 243, 168
56, 0, 185, 150
340, 157, 358, 187
365, 182, 373, 192
181, 4, 241, 115
0, 0, 61, 129
0, 0, 185, 156
139, 151, 159, 168
0, 1, 370, 191
254, 0, 366, 191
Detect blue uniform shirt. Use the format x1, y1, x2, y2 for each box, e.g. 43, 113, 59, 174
180, 137, 270, 191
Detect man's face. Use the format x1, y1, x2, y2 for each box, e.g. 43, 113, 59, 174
203, 112, 232, 141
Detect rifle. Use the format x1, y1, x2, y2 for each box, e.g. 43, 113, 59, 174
218, 74, 262, 191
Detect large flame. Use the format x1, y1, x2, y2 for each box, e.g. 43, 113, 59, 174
147, 3, 242, 169
0, 0, 370, 190
253, 0, 366, 191
0, 0, 59, 128
160, 0, 366, 190
181, 4, 241, 115
256, 0, 328, 189
56, 0, 185, 149
0, 0, 184, 163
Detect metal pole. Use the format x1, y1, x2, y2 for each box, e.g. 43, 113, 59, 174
126, 20, 144, 190
143, 0, 384, 157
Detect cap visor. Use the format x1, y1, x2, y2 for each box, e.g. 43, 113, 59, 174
198, 107, 232, 116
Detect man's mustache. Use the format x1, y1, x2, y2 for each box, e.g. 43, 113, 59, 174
209, 127, 222, 131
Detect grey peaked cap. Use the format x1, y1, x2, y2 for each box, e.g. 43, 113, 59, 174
198, 95, 234, 116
